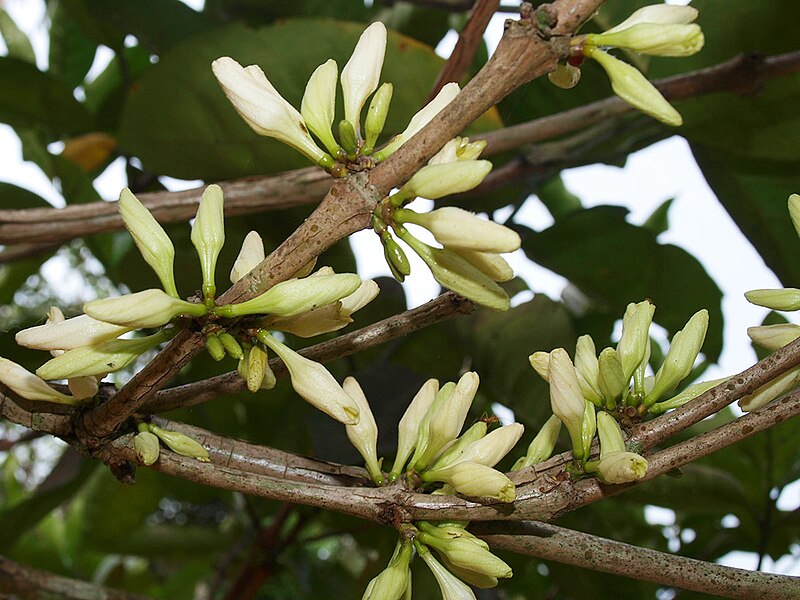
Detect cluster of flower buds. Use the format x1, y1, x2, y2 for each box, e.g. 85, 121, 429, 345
1, 184, 377, 432
741, 193, 800, 411
372, 137, 521, 310
133, 422, 210, 465
523, 301, 714, 483
553, 5, 705, 126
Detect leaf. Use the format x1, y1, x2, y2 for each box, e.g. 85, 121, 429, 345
692, 146, 800, 286
642, 198, 673, 236
119, 19, 501, 180
0, 56, 92, 135
0, 8, 36, 63
48, 0, 99, 88
519, 206, 724, 361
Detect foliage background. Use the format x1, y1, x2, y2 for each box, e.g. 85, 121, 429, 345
0, 0, 798, 598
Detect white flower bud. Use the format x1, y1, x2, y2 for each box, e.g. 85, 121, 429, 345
617, 300, 655, 380
598, 347, 626, 406
580, 400, 597, 460
230, 231, 265, 284
118, 188, 178, 297
528, 351, 550, 381
604, 5, 698, 35
84, 288, 207, 328
399, 160, 492, 200
649, 377, 726, 414
422, 461, 516, 502
362, 540, 412, 600
215, 273, 361, 318
584, 46, 682, 127
589, 23, 704, 57
745, 288, 800, 311
343, 377, 383, 484
574, 335, 603, 404
648, 309, 708, 404
430, 422, 488, 471
418, 529, 513, 577
450, 248, 514, 282
443, 423, 524, 469
596, 451, 648, 484
512, 414, 561, 470
548, 348, 586, 459
788, 194, 800, 239
301, 59, 339, 155
0, 358, 75, 404
259, 332, 359, 424
149, 424, 210, 462
341, 22, 386, 136
747, 324, 800, 351
596, 410, 625, 458
739, 367, 800, 412
341, 279, 380, 316
438, 553, 498, 590
397, 207, 521, 253
191, 184, 225, 301
134, 431, 160, 465
212, 57, 329, 165
390, 378, 439, 478
417, 542, 478, 600
364, 82, 393, 152
16, 314, 131, 351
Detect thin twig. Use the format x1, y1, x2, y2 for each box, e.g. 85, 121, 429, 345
0, 430, 46, 451
427, 0, 501, 101
473, 521, 800, 599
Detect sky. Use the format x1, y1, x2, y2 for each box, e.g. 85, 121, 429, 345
0, 0, 796, 576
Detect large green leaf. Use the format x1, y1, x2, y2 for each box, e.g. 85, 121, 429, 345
519, 206, 724, 361
692, 146, 800, 286
0, 57, 92, 135
48, 0, 98, 89
119, 19, 499, 181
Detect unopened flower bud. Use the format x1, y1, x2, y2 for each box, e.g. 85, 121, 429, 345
649, 377, 726, 414
416, 541, 478, 599
418, 530, 513, 578
341, 22, 386, 137
548, 348, 587, 460
218, 332, 244, 359
598, 347, 626, 408
745, 288, 800, 312
739, 367, 800, 412
438, 552, 498, 589
343, 377, 383, 484
205, 333, 226, 361
134, 430, 160, 465
512, 414, 561, 470
580, 400, 597, 460
574, 335, 603, 404
422, 461, 516, 502
258, 332, 359, 424
788, 194, 800, 239
595, 450, 648, 484
364, 82, 393, 153
648, 309, 708, 404
584, 45, 682, 126
596, 410, 625, 458
246, 344, 268, 393
390, 378, 439, 479
396, 207, 520, 253
749, 324, 800, 351
362, 539, 412, 600
548, 62, 581, 89
604, 5, 698, 33
450, 248, 514, 282
528, 351, 550, 381
149, 424, 210, 462
588, 23, 704, 57
215, 273, 361, 318
230, 231, 265, 284
36, 330, 172, 379
430, 421, 488, 471
341, 279, 380, 317
301, 58, 339, 155
398, 160, 492, 201
442, 423, 524, 469
85, 289, 207, 329
16, 314, 131, 351
409, 381, 454, 474
118, 188, 178, 297
191, 184, 225, 302
617, 300, 655, 380
338, 119, 359, 155
0, 358, 76, 404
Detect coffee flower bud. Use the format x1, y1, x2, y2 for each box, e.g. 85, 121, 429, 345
375, 83, 460, 160
747, 324, 800, 351
191, 184, 225, 302
301, 59, 339, 155
230, 231, 265, 284
409, 382, 454, 473
789, 194, 800, 238
617, 300, 655, 380
341, 22, 386, 136
364, 82, 393, 153
450, 248, 513, 282
596, 410, 625, 458
215, 273, 361, 319
390, 378, 439, 479
583, 45, 682, 127
548, 348, 587, 460
595, 451, 648, 484
397, 161, 492, 201
36, 330, 172, 380
343, 377, 383, 484
438, 553, 498, 590
605, 5, 699, 34
422, 461, 516, 502
574, 335, 603, 404
16, 314, 131, 351
0, 358, 76, 404
418, 530, 513, 578
246, 344, 268, 393
739, 367, 800, 412
745, 288, 800, 312
416, 542, 478, 600
205, 334, 226, 361
598, 347, 626, 407
528, 351, 550, 381
580, 400, 597, 460
212, 57, 331, 167
396, 207, 521, 254
428, 137, 486, 165
118, 188, 178, 297
149, 424, 210, 462
218, 332, 243, 359
84, 289, 207, 329
649, 378, 726, 414
587, 23, 703, 57
431, 422, 488, 471
648, 309, 708, 404
440, 423, 524, 469
362, 539, 412, 600
512, 414, 561, 470
134, 430, 160, 465
258, 332, 359, 424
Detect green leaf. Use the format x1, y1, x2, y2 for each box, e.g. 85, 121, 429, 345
692, 146, 800, 286
0, 8, 36, 63
48, 0, 99, 88
642, 197, 673, 236
0, 56, 92, 135
519, 206, 724, 361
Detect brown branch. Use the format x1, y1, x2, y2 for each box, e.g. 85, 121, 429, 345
0, 554, 153, 600
427, 0, 501, 101
144, 292, 473, 414
474, 521, 800, 599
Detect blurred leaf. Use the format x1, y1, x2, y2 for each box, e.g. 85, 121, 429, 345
0, 57, 92, 135
205, 0, 377, 25
642, 197, 673, 236
0, 8, 36, 63
48, 0, 98, 88
519, 206, 724, 361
